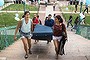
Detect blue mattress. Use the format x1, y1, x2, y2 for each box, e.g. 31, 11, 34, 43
31, 24, 53, 40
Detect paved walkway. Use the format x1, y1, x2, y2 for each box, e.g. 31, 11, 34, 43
0, 2, 90, 60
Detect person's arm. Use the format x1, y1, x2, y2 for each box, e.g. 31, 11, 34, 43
14, 20, 22, 41
63, 24, 67, 39
32, 18, 36, 25
39, 20, 42, 25
31, 21, 34, 32
52, 20, 54, 26
33, 20, 37, 25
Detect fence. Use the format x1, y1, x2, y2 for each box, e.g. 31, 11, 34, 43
76, 25, 90, 40
0, 26, 19, 50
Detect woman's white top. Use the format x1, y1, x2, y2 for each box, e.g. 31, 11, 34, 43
21, 18, 32, 33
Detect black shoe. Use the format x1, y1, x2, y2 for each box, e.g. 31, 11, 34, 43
29, 50, 32, 54
59, 49, 64, 56
71, 29, 73, 31
24, 54, 28, 59
59, 53, 63, 56
55, 54, 58, 59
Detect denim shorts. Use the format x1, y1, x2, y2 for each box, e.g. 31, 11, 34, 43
20, 31, 32, 39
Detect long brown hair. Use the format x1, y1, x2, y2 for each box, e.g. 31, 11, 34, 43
55, 15, 63, 23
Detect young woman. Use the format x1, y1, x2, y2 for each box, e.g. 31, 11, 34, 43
53, 15, 67, 59
14, 11, 33, 59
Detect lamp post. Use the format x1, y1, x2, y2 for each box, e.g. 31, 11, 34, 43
80, 0, 83, 13
23, 0, 26, 13
37, 0, 40, 15
78, 0, 83, 24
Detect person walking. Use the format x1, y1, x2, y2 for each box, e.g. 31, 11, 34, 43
44, 14, 54, 27
53, 1, 56, 11
53, 15, 67, 59
83, 4, 88, 14
34, 15, 42, 44
75, 0, 78, 13
14, 11, 33, 59
67, 14, 73, 28
45, 0, 48, 7
71, 16, 79, 31
32, 14, 39, 44
44, 14, 54, 44
70, 0, 73, 5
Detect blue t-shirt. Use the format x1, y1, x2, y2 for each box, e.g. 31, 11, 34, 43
86, 5, 88, 8
45, 19, 54, 27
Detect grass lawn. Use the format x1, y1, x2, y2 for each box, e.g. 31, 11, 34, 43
2, 4, 38, 11
0, 12, 34, 28
63, 13, 90, 25
61, 5, 90, 12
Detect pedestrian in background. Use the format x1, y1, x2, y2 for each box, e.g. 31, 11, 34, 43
45, 0, 48, 7
53, 1, 56, 11
83, 4, 88, 14
44, 14, 54, 44
67, 14, 73, 28
71, 16, 79, 31
75, 0, 78, 13
32, 14, 39, 44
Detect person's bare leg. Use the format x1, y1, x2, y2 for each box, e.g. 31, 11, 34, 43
53, 40, 59, 59
53, 40, 58, 50
22, 38, 28, 58
27, 38, 32, 54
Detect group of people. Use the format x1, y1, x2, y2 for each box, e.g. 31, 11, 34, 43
67, 14, 80, 31
14, 11, 67, 59
73, 0, 89, 14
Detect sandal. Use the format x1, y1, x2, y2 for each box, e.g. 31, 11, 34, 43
24, 54, 28, 59
55, 54, 58, 59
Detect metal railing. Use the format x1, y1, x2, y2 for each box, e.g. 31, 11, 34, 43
0, 26, 19, 50
76, 25, 90, 40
